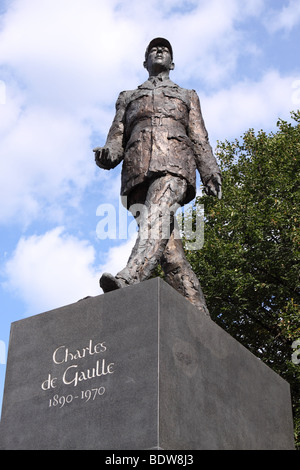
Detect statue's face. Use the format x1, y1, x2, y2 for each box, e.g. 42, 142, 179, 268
144, 45, 174, 74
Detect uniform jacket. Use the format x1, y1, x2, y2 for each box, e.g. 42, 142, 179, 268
102, 76, 221, 205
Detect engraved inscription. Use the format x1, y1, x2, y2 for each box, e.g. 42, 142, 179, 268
40, 339, 116, 409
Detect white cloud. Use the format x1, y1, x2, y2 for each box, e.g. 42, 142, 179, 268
0, 0, 263, 103
3, 227, 100, 314
0, 341, 5, 365
265, 0, 300, 33
0, 0, 144, 109
0, 0, 249, 227
0, 0, 298, 228
2, 226, 137, 316
201, 70, 298, 145
0, 105, 94, 224
0, 1, 141, 226
241, 0, 265, 16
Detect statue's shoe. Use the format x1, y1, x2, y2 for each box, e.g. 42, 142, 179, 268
100, 272, 126, 293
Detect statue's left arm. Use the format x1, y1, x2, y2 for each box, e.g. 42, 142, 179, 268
188, 90, 222, 199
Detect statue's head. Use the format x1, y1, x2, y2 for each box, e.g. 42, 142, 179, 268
143, 37, 175, 75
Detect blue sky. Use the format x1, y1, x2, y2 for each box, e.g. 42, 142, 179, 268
0, 0, 299, 414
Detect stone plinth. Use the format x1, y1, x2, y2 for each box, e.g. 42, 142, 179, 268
0, 278, 295, 449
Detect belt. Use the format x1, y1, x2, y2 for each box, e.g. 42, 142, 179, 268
130, 116, 186, 133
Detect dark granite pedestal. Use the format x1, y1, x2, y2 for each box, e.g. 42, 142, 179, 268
0, 278, 295, 449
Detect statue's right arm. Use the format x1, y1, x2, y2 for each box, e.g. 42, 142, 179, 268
94, 91, 127, 170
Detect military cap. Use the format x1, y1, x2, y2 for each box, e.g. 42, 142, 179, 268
145, 37, 173, 60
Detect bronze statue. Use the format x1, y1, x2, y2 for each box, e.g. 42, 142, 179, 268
94, 38, 221, 316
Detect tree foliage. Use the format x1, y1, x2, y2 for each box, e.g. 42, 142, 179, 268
184, 112, 300, 446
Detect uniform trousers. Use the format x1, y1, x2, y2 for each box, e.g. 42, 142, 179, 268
116, 174, 210, 316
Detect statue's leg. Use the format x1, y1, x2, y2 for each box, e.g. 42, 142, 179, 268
115, 174, 187, 284
161, 231, 210, 317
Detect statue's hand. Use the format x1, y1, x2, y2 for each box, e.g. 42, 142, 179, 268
93, 147, 112, 169
204, 174, 222, 199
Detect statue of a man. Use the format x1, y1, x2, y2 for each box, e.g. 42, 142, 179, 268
94, 38, 221, 316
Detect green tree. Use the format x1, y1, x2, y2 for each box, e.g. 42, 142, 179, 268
184, 112, 300, 446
